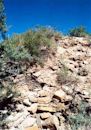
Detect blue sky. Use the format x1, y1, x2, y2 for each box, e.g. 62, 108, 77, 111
5, 0, 91, 36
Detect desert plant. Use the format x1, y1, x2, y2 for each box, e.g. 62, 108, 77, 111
68, 101, 91, 130
57, 64, 69, 85
69, 26, 88, 37
35, 26, 62, 39
23, 27, 51, 56
57, 62, 78, 86
23, 26, 61, 59
3, 34, 31, 62
1, 26, 59, 65
5, 44, 31, 61
0, 43, 28, 78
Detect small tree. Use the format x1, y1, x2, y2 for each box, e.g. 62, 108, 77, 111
0, 0, 7, 40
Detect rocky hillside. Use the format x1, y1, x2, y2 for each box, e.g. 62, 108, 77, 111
1, 36, 91, 130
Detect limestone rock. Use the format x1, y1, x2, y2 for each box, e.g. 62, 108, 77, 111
27, 103, 38, 114
6, 111, 29, 128
40, 112, 52, 119
56, 103, 66, 111
52, 115, 59, 128
19, 116, 36, 128
37, 96, 52, 104
16, 104, 25, 112
42, 115, 59, 129
62, 85, 73, 95
38, 90, 49, 97
28, 92, 38, 103
38, 105, 56, 113
54, 89, 72, 102
23, 99, 31, 106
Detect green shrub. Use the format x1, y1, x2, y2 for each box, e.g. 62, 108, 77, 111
23, 27, 52, 57
69, 26, 88, 37
1, 26, 59, 65
3, 34, 32, 62
4, 43, 31, 61
57, 64, 69, 85
35, 26, 62, 39
68, 102, 91, 130
57, 64, 78, 85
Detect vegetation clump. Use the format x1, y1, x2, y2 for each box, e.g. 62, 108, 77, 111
69, 26, 88, 37
1, 26, 59, 66
68, 101, 91, 130
23, 26, 59, 58
0, 26, 60, 106
57, 63, 78, 85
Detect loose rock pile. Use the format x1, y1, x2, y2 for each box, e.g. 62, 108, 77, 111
1, 36, 91, 130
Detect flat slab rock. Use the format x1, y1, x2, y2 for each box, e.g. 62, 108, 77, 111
38, 105, 56, 113
54, 89, 73, 102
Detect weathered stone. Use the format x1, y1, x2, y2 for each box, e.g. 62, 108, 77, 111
27, 103, 38, 114
6, 111, 29, 128
23, 99, 31, 106
62, 85, 73, 95
52, 115, 59, 128
40, 112, 52, 119
19, 116, 36, 128
38, 90, 49, 97
57, 46, 66, 56
42, 115, 59, 129
38, 105, 56, 113
54, 89, 66, 100
28, 92, 38, 103
6, 112, 24, 122
16, 104, 25, 112
37, 96, 52, 104
54, 89, 72, 102
56, 103, 66, 111
59, 116, 65, 124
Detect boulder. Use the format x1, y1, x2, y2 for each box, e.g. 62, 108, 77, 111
40, 112, 52, 119
54, 89, 72, 102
